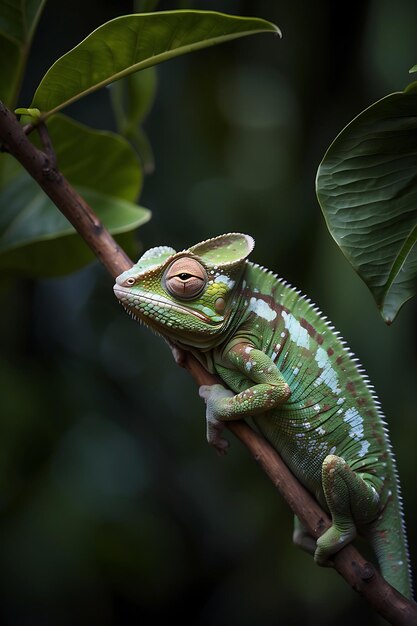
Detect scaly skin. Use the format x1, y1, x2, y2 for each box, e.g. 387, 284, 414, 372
113, 233, 413, 599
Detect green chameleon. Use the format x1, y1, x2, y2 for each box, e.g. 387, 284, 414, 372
113, 232, 413, 599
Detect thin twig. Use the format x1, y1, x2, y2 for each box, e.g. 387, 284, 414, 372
22, 121, 36, 136
0, 101, 415, 626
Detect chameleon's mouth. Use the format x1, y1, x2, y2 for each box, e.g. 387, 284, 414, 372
113, 285, 223, 326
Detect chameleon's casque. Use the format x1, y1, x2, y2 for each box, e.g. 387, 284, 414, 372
114, 233, 413, 599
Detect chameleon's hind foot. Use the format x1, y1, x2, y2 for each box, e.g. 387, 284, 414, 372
315, 454, 380, 565
314, 523, 356, 565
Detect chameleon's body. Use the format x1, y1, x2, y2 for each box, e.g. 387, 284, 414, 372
113, 233, 412, 599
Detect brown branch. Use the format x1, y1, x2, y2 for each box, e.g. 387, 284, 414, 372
0, 101, 415, 626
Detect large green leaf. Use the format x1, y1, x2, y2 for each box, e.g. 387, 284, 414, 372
0, 115, 150, 275
28, 10, 280, 118
0, 0, 46, 107
316, 82, 417, 323
0, 174, 149, 252
0, 168, 150, 275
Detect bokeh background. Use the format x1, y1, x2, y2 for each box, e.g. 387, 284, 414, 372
1, 0, 416, 624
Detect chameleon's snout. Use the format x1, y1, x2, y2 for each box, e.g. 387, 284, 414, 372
113, 280, 132, 302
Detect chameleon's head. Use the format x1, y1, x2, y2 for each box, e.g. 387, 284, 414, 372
113, 233, 254, 348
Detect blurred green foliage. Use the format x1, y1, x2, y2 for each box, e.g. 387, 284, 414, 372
0, 1, 416, 625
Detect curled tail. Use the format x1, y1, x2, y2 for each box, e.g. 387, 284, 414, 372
369, 491, 413, 599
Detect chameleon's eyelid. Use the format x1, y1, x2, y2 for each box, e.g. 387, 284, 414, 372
165, 257, 207, 281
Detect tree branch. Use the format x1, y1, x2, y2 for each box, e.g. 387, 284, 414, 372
0, 101, 415, 626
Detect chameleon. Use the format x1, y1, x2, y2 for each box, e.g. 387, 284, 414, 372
113, 232, 413, 599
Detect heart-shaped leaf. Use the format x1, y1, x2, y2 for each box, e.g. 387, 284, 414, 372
316, 82, 417, 323
28, 10, 280, 118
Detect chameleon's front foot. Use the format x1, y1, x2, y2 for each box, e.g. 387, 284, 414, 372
199, 384, 234, 455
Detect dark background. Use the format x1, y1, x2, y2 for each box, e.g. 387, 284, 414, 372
1, 1, 416, 624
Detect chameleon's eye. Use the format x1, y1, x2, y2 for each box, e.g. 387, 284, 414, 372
165, 257, 207, 299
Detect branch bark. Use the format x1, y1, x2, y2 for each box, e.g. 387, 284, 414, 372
0, 101, 416, 626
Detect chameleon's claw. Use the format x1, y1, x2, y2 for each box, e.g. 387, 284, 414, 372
198, 384, 214, 399
206, 416, 230, 455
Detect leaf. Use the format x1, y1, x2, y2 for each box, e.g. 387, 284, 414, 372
0, 115, 150, 276
126, 127, 155, 174
0, 0, 46, 107
0, 0, 45, 43
40, 115, 143, 202
15, 107, 41, 119
316, 82, 417, 323
0, 173, 150, 275
110, 69, 157, 173
0, 36, 20, 106
0, 151, 21, 188
28, 10, 281, 118
0, 174, 149, 252
0, 230, 141, 278
110, 68, 157, 133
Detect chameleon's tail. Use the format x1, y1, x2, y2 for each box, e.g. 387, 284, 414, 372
368, 491, 414, 600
